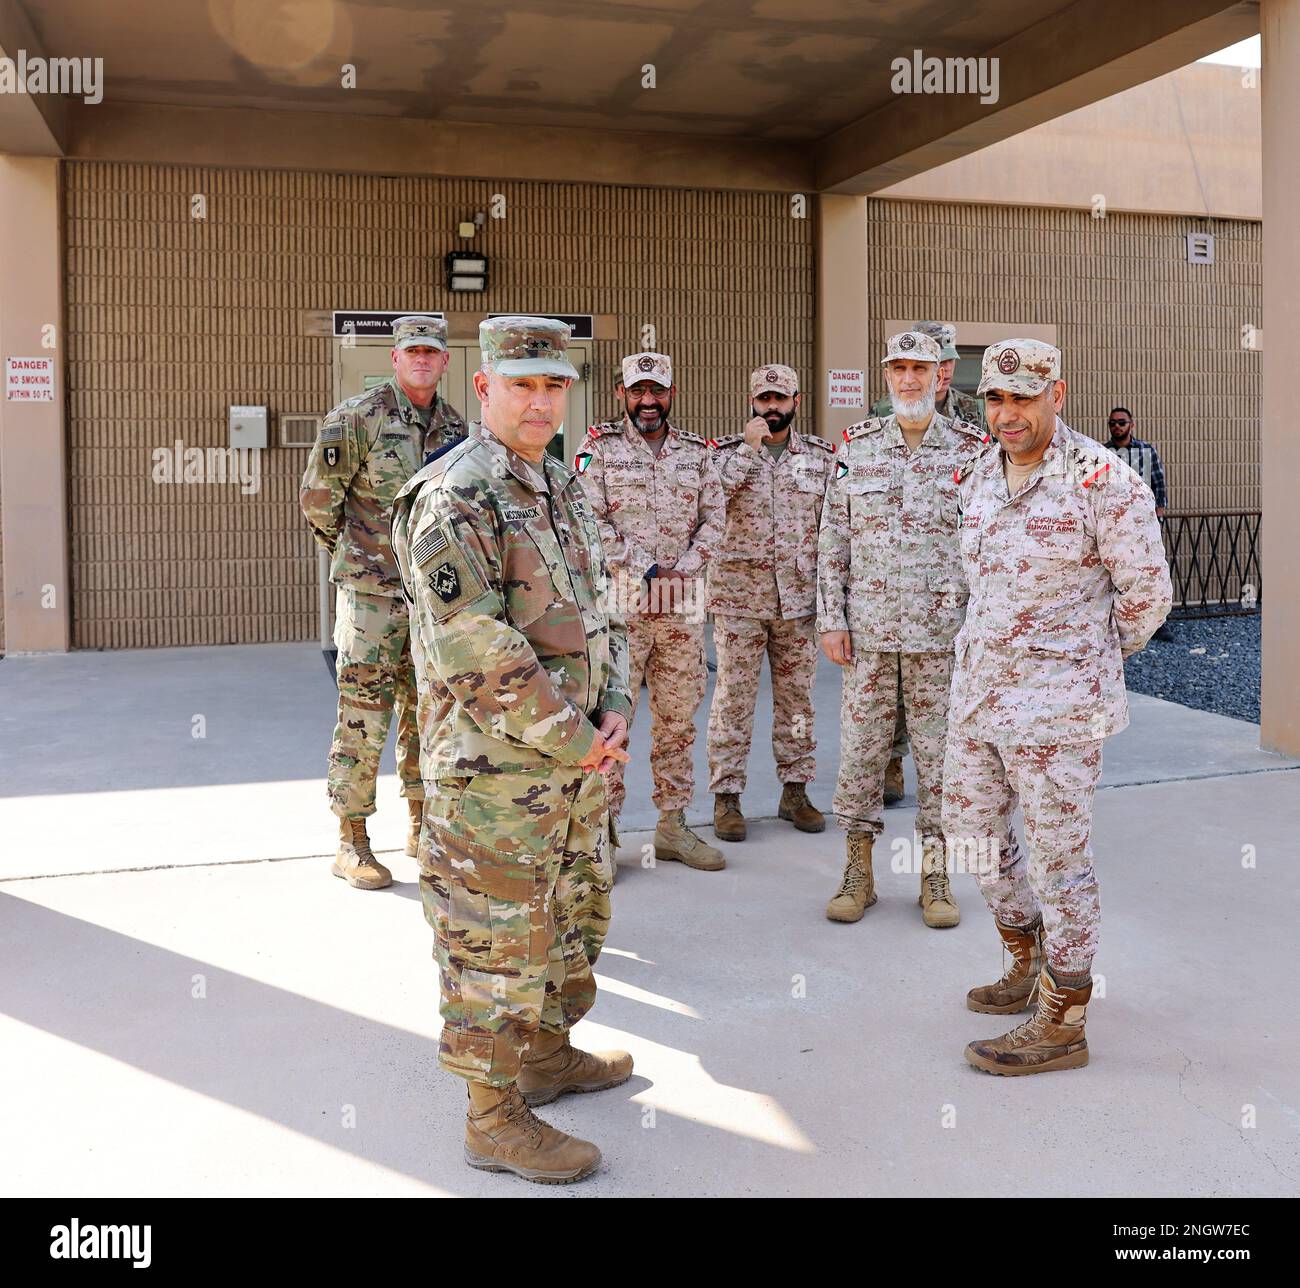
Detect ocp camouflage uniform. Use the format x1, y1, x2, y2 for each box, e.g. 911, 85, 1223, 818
817, 410, 988, 838
706, 425, 834, 793
577, 416, 725, 818
391, 423, 631, 1086
301, 377, 467, 818
942, 415, 1172, 977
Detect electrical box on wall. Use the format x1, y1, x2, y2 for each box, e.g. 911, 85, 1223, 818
229, 405, 268, 449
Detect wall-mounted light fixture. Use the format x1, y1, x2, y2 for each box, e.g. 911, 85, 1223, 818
446, 251, 488, 292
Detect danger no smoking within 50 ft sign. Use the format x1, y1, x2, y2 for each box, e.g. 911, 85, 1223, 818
6, 357, 55, 401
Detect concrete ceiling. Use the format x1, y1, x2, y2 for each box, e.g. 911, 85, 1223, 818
0, 0, 1261, 192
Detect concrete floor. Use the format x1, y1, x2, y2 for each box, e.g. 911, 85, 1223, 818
2, 639, 1298, 1196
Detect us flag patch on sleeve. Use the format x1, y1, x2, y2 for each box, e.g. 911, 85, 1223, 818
412, 526, 449, 568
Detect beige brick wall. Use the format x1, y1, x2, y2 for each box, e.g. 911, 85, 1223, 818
64, 162, 815, 649
867, 199, 1263, 513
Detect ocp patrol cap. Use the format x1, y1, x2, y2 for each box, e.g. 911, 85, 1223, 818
392, 314, 447, 351
479, 315, 580, 379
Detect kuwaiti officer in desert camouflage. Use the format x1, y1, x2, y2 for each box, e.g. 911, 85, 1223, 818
392, 317, 633, 1185
945, 339, 1171, 1076
301, 315, 467, 890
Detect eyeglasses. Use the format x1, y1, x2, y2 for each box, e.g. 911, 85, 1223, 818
1107, 419, 1131, 428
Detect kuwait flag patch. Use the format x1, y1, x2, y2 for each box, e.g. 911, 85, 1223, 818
575, 449, 594, 474
835, 458, 849, 480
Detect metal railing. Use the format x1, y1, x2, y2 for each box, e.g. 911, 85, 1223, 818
1161, 511, 1261, 617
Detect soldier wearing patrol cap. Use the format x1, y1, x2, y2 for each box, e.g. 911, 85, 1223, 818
391, 316, 634, 1184
706, 364, 833, 842
872, 321, 985, 810
944, 338, 1171, 1076
301, 313, 467, 890
817, 330, 989, 929
577, 351, 727, 872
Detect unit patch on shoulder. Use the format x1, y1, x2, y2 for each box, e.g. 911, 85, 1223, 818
575, 449, 594, 474
428, 562, 461, 603
835, 459, 849, 480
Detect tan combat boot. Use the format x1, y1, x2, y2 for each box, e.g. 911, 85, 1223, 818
919, 836, 960, 928
883, 757, 905, 806
654, 809, 726, 871
404, 797, 424, 858
516, 1030, 634, 1107
826, 832, 876, 922
331, 816, 392, 890
713, 793, 746, 842
966, 918, 1043, 1014
965, 966, 1092, 1076
778, 783, 825, 833
463, 1082, 601, 1184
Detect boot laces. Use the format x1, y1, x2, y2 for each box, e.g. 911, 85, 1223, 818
347, 818, 376, 861
1003, 977, 1066, 1046
837, 858, 868, 898
504, 1086, 543, 1146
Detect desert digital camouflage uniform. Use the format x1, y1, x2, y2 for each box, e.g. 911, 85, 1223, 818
941, 343, 1171, 979
391, 409, 631, 1086
301, 335, 467, 819
577, 370, 724, 819
818, 339, 989, 842
705, 368, 834, 794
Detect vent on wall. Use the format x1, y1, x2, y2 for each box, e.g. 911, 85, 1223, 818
1186, 232, 1216, 265
280, 414, 320, 447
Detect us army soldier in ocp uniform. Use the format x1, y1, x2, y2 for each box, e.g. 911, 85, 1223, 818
818, 331, 988, 928
944, 339, 1170, 1076
578, 352, 727, 871
300, 315, 467, 889
392, 317, 634, 1185
706, 364, 832, 842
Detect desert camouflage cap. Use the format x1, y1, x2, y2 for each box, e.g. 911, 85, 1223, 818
977, 338, 1061, 396
392, 314, 447, 351
913, 320, 959, 362
881, 330, 941, 364
750, 363, 799, 397
621, 351, 673, 389
480, 315, 580, 379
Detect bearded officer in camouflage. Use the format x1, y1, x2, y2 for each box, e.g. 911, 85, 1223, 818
872, 321, 984, 808
301, 314, 467, 890
577, 352, 727, 871
391, 316, 633, 1184
872, 321, 984, 428
705, 364, 832, 842
818, 331, 988, 929
944, 339, 1171, 1075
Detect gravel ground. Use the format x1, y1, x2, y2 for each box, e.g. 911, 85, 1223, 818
1123, 612, 1261, 723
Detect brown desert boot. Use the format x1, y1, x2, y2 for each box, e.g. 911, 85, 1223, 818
918, 836, 960, 928
965, 966, 1091, 1076
778, 782, 826, 833
331, 816, 392, 890
463, 1083, 600, 1184
713, 793, 747, 842
516, 1030, 634, 1107
826, 832, 876, 922
655, 809, 725, 870
967, 918, 1043, 1013
404, 797, 424, 858
883, 757, 905, 806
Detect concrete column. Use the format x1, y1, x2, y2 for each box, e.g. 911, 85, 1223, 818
816, 195, 870, 443
1261, 0, 1300, 754
0, 156, 68, 653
